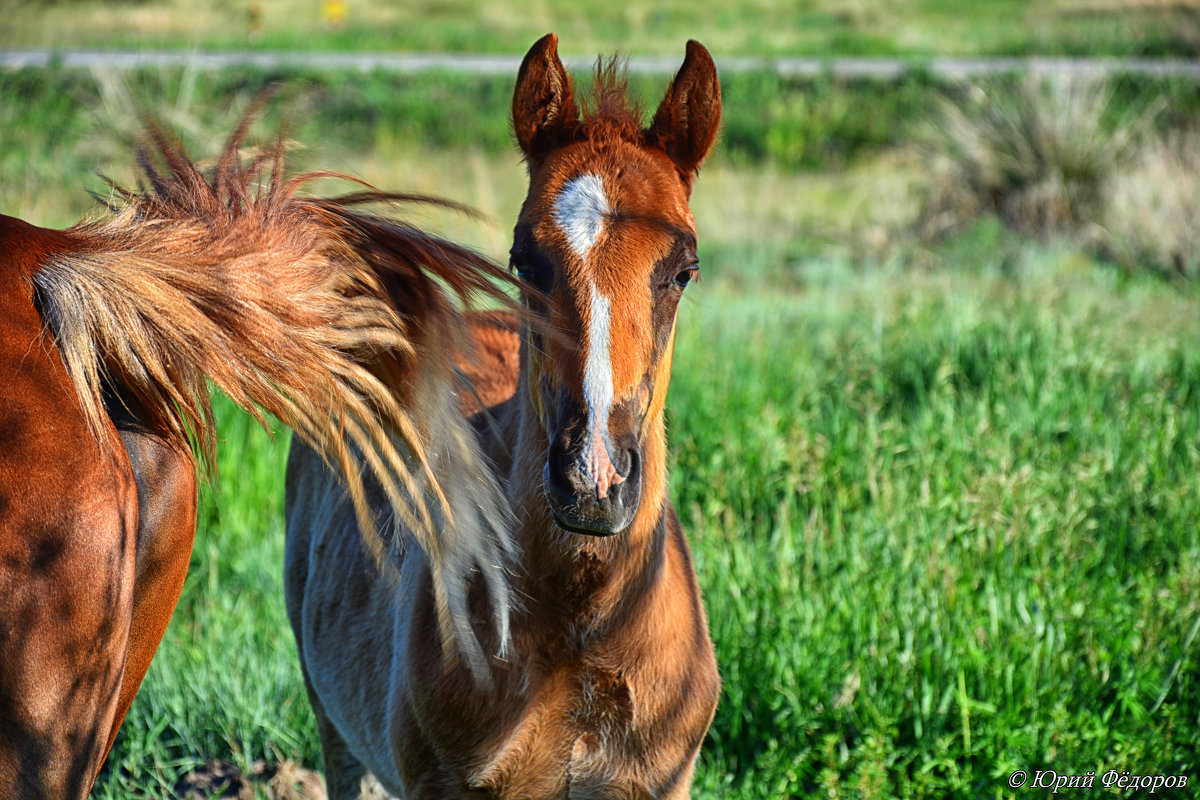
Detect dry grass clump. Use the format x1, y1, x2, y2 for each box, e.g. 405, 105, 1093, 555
1100, 129, 1200, 279
917, 75, 1146, 241
916, 73, 1200, 280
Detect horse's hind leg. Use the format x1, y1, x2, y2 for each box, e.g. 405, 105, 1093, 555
297, 660, 393, 800
284, 450, 394, 800
104, 420, 198, 758
288, 592, 381, 799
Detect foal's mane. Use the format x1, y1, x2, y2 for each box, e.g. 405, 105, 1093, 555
579, 58, 645, 143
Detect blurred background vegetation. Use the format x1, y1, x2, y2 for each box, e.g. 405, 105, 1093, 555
2, 1, 1199, 798
4, 0, 1200, 55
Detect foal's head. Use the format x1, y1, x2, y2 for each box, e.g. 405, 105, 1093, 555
510, 34, 720, 536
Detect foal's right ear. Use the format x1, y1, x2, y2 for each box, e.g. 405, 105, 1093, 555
512, 33, 580, 162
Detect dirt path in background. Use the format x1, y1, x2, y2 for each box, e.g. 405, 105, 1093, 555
3, 50, 1200, 79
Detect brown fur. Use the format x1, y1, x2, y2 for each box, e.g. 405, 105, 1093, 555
105, 421, 198, 756
0, 116, 517, 798
456, 310, 522, 416
286, 34, 722, 798
0, 215, 139, 799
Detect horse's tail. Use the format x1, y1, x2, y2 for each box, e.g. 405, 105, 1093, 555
32, 118, 516, 680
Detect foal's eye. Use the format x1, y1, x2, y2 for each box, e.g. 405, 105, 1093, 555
510, 250, 552, 295
674, 267, 699, 289
509, 253, 536, 284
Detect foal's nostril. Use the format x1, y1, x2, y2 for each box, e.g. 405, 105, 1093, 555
625, 447, 639, 480
545, 439, 577, 507
605, 446, 639, 508
613, 446, 638, 485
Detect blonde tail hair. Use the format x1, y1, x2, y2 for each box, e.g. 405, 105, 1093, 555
33, 117, 515, 678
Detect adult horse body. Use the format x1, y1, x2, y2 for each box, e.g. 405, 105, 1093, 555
0, 126, 514, 799
286, 35, 722, 798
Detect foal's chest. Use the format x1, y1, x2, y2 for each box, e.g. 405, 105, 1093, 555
464, 661, 651, 799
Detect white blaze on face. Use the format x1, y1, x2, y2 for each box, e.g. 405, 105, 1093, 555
554, 173, 625, 499
554, 173, 609, 259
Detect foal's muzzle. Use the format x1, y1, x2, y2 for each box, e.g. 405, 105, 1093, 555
543, 395, 642, 536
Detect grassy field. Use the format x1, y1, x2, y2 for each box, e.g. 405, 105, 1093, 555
1, 50, 1198, 800
5, 0, 1200, 57
82, 240, 1200, 799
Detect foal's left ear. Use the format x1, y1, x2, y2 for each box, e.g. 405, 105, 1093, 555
646, 40, 722, 190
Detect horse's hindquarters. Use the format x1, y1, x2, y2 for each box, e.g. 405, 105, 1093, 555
0, 467, 140, 800
0, 222, 141, 799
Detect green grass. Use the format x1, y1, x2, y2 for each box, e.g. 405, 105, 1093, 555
672, 248, 1200, 797
94, 408, 316, 799
0, 66, 943, 251
5, 0, 1200, 57
5, 65, 1200, 217
0, 64, 939, 189
2, 56, 1197, 799
86, 236, 1200, 798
